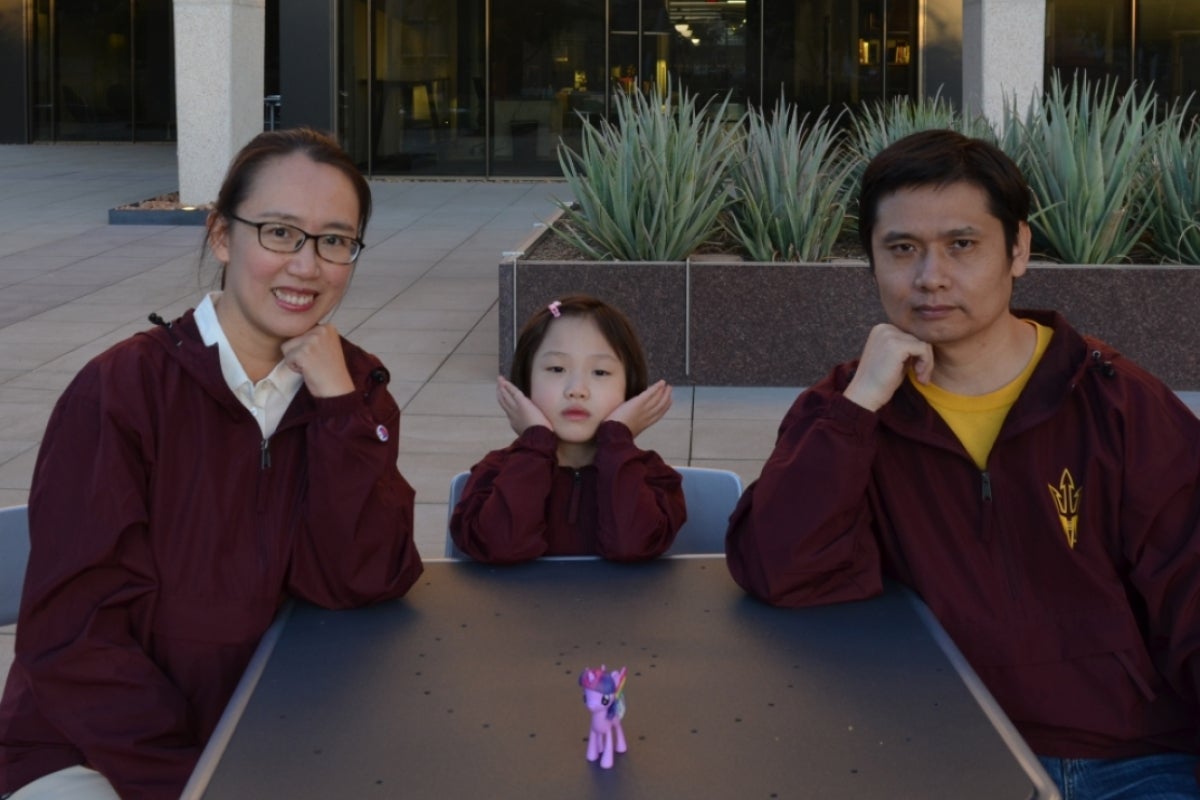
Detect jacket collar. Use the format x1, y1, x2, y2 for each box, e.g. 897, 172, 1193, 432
141, 309, 321, 428
877, 309, 1097, 444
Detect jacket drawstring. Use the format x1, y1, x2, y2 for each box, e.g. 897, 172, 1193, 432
148, 313, 182, 347
1089, 349, 1116, 378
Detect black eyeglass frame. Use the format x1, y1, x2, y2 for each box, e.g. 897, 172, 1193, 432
227, 214, 365, 265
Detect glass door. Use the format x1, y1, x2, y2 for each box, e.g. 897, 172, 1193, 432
853, 0, 917, 106
338, 0, 485, 176
490, 0, 604, 176
760, 0, 916, 115
30, 0, 174, 141
662, 0, 750, 115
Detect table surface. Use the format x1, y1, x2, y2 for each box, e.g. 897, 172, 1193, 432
190, 557, 1055, 799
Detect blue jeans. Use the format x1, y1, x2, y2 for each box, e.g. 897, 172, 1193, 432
1038, 754, 1200, 800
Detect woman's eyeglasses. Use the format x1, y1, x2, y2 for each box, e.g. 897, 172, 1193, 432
229, 214, 364, 265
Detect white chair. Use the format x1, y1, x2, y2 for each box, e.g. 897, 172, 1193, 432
443, 467, 743, 559
0, 504, 30, 626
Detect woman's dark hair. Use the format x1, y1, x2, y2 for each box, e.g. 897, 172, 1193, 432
509, 294, 648, 400
857, 130, 1031, 265
203, 127, 371, 285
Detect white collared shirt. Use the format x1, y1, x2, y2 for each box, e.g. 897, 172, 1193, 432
194, 292, 304, 437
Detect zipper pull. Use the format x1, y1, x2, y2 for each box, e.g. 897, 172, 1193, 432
260, 438, 271, 469
981, 471, 992, 502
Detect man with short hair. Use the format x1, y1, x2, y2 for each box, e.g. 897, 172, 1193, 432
725, 129, 1200, 798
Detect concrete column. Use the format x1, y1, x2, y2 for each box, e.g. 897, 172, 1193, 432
173, 0, 265, 206
962, 0, 1046, 127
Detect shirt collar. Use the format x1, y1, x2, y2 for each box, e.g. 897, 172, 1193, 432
193, 292, 305, 400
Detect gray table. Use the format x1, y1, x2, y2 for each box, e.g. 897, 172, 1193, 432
186, 557, 1058, 799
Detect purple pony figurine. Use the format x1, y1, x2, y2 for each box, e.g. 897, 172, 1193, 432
579, 665, 628, 768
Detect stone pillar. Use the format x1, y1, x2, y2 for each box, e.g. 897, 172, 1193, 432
962, 0, 1046, 127
173, 0, 265, 206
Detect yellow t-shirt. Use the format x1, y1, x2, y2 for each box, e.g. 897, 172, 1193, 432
909, 321, 1053, 469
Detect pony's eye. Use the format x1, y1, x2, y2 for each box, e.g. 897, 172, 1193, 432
601, 696, 611, 706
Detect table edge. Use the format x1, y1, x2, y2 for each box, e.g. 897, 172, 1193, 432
180, 600, 295, 800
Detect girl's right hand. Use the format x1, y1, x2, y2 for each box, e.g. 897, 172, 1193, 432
605, 379, 672, 438
497, 376, 553, 436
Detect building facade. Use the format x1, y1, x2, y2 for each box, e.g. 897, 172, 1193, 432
1, 0, 1197, 178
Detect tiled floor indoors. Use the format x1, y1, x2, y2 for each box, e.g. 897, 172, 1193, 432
1, 143, 1198, 686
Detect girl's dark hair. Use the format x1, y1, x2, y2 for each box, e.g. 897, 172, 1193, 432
857, 129, 1031, 265
509, 294, 648, 400
203, 128, 371, 284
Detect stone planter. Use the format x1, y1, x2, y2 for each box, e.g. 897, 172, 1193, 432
499, 237, 1200, 389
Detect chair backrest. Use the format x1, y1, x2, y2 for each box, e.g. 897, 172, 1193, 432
667, 467, 744, 555
0, 505, 30, 627
442, 467, 743, 559
444, 472, 472, 559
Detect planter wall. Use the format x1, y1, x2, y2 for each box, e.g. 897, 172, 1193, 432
499, 259, 1200, 389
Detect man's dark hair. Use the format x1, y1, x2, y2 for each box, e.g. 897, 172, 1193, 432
857, 130, 1032, 265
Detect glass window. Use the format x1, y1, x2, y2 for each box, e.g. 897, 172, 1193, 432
760, 0, 916, 116
492, 0, 603, 176
1136, 0, 1200, 103
1045, 0, 1132, 90
338, 0, 485, 176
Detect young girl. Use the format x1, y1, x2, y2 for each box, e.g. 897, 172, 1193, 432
0, 129, 423, 800
450, 294, 686, 563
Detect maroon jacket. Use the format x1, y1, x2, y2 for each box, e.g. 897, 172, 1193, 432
0, 311, 423, 799
450, 422, 685, 563
726, 311, 1200, 763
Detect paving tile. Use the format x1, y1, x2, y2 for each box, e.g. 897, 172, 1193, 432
356, 308, 482, 332
0, 445, 40, 491
367, 352, 447, 384
1, 629, 13, 689
397, 414, 514, 456
397, 452, 477, 506
691, 418, 782, 461
413, 503, 451, 560
351, 328, 465, 356
430, 353, 503, 382
693, 386, 804, 420
636, 418, 692, 461
404, 380, 500, 416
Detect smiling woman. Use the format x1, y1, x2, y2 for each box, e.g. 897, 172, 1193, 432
0, 128, 423, 800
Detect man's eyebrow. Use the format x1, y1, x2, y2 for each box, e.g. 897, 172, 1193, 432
879, 226, 983, 243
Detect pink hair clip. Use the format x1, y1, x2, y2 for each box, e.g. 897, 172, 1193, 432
548, 301, 562, 318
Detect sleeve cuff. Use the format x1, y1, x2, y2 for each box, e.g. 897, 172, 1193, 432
828, 392, 879, 439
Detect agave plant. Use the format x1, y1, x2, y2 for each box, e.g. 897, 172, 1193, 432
724, 101, 858, 262
552, 82, 741, 261
1145, 106, 1200, 265
1007, 71, 1160, 264
849, 91, 996, 180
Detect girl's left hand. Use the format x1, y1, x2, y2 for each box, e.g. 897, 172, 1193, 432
281, 323, 355, 398
605, 379, 672, 438
497, 376, 553, 435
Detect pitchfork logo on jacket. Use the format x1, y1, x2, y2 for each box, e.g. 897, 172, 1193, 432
1047, 468, 1082, 549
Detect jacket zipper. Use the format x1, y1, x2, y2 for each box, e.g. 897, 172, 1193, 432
981, 470, 992, 502
567, 469, 582, 525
